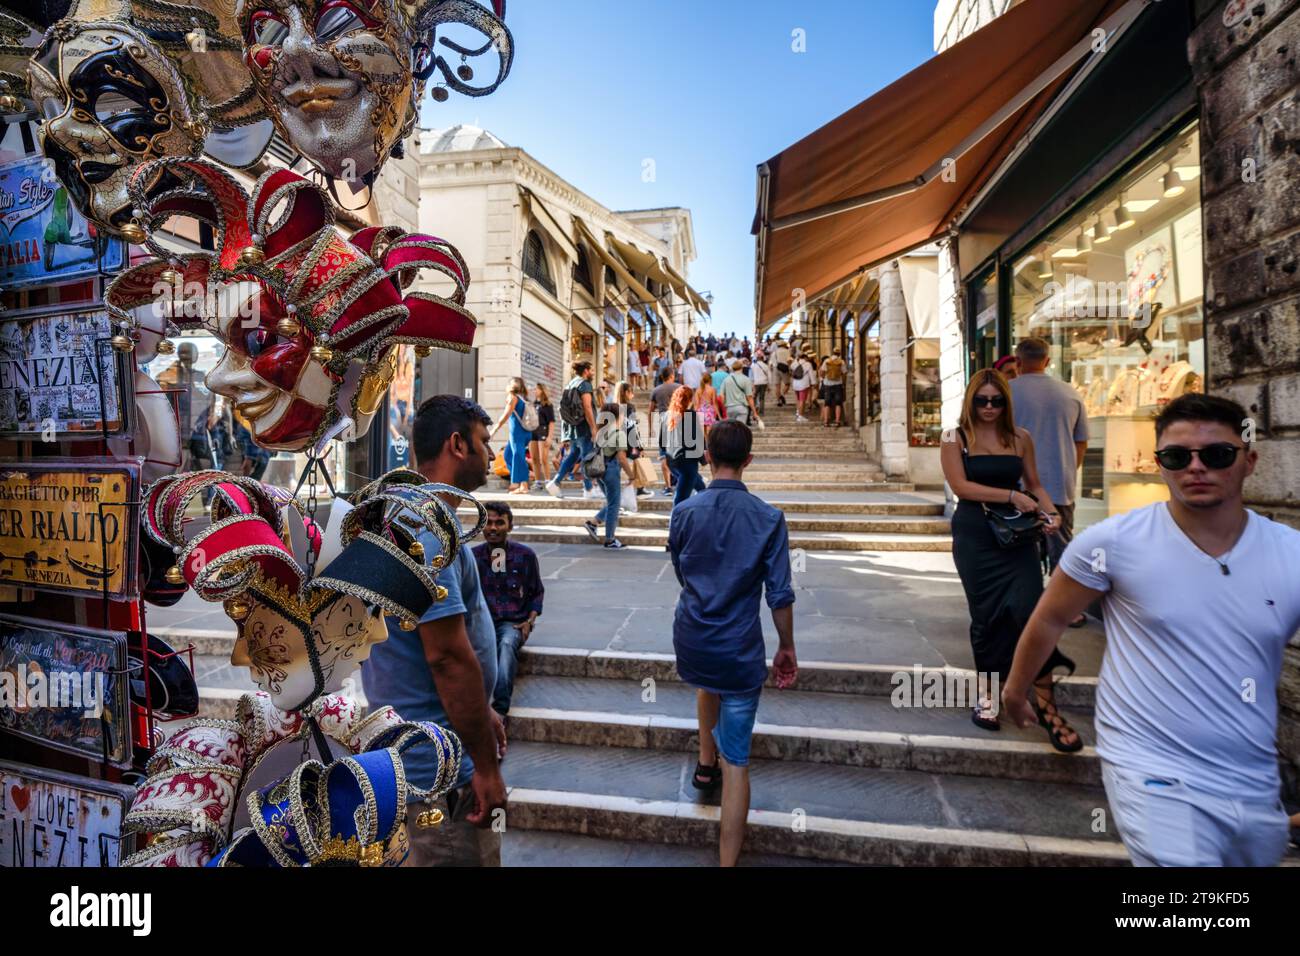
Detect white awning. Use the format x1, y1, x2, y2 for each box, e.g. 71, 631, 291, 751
899, 255, 940, 340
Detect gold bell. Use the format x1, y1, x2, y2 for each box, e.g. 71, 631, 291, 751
415, 808, 444, 829
358, 843, 383, 867
275, 317, 301, 338
119, 222, 146, 244
224, 598, 250, 621
239, 245, 265, 266
414, 345, 432, 358
164, 565, 185, 585
159, 267, 183, 286
399, 618, 418, 632
309, 343, 334, 364
408, 541, 425, 560
110, 333, 136, 353
434, 585, 448, 602
0, 94, 22, 114
155, 338, 176, 355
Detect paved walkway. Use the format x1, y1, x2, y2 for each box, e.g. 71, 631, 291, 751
147, 541, 1106, 682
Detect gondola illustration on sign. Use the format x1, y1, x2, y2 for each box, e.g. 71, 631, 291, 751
0, 461, 139, 599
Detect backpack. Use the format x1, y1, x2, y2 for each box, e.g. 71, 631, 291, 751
516, 398, 540, 432
559, 380, 586, 427
791, 361, 807, 384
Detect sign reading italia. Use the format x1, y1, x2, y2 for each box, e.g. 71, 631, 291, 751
0, 157, 125, 289
0, 462, 139, 599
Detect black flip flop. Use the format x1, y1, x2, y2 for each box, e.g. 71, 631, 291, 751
691, 760, 721, 790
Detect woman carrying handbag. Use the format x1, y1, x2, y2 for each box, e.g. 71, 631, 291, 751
940, 369, 1081, 751
492, 377, 537, 495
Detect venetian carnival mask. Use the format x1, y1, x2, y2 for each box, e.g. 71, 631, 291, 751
0, 10, 42, 116
236, 0, 511, 182
143, 469, 485, 712
104, 157, 476, 452
26, 0, 271, 236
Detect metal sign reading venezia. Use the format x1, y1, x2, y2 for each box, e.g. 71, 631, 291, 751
0, 461, 139, 599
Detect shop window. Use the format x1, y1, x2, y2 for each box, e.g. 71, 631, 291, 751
970, 270, 998, 374
572, 245, 594, 294
909, 341, 941, 446
1009, 121, 1203, 529
522, 230, 556, 297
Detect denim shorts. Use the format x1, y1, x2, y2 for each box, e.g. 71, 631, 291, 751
711, 687, 763, 767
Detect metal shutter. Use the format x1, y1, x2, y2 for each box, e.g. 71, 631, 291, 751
521, 318, 563, 401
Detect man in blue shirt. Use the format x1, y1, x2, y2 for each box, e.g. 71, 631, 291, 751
361, 395, 507, 867
668, 420, 797, 866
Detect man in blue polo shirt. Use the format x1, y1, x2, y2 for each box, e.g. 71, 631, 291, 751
362, 395, 507, 867
668, 420, 797, 866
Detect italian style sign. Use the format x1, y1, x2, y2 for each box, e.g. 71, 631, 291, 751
0, 760, 136, 867
0, 311, 133, 439
0, 616, 132, 766
0, 157, 126, 289
0, 461, 139, 599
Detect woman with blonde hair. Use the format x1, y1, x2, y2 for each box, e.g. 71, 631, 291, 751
492, 376, 533, 495
529, 382, 556, 489
940, 368, 1081, 750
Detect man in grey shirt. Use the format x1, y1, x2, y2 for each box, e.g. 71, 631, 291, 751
1008, 337, 1088, 577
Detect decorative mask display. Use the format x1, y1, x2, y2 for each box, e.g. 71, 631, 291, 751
236, 0, 511, 182
123, 689, 461, 867
141, 468, 485, 712
26, 0, 272, 236
0, 10, 41, 115
104, 157, 477, 452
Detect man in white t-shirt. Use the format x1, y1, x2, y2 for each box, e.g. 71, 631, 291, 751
1003, 394, 1300, 867
773, 340, 792, 406
680, 349, 707, 391
751, 351, 771, 415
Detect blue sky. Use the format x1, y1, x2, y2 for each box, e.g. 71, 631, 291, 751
419, 0, 936, 335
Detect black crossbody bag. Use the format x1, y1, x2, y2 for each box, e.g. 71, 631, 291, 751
958, 430, 1043, 550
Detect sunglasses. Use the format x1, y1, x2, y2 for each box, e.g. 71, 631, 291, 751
1153, 443, 1244, 471
972, 395, 1006, 409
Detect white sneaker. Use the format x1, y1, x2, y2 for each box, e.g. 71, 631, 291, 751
544, 480, 561, 498
583, 488, 600, 500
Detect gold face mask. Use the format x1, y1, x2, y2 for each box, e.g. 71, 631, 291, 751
237, 0, 512, 183
27, 0, 268, 236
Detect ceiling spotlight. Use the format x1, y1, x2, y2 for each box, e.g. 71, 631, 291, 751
1036, 246, 1054, 279
1092, 214, 1111, 244
1113, 199, 1134, 231
1163, 166, 1185, 198
1075, 227, 1091, 254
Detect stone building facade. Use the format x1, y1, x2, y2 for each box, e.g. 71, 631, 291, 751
1189, 0, 1300, 781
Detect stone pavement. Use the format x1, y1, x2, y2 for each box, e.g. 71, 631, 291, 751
145, 540, 1107, 681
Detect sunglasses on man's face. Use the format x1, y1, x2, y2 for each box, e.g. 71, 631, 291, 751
972, 395, 1006, 409
1153, 443, 1244, 471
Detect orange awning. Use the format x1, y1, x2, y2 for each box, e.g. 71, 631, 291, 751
753, 0, 1139, 330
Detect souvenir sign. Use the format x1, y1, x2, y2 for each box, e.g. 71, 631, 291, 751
0, 616, 131, 766
0, 157, 126, 288
0, 759, 136, 866
0, 310, 133, 438
0, 460, 139, 599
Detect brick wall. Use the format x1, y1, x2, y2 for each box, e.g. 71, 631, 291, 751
1190, 0, 1300, 792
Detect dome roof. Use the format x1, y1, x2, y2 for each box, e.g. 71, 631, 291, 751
418, 124, 508, 153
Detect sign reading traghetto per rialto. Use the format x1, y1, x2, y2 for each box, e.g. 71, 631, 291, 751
0, 462, 138, 599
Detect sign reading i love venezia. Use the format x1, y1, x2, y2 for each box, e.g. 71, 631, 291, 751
0, 462, 138, 598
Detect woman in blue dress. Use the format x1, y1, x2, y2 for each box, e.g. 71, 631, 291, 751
492, 376, 534, 495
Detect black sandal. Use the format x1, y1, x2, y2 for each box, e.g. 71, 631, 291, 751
692, 760, 721, 790
1032, 682, 1084, 753
971, 698, 1000, 732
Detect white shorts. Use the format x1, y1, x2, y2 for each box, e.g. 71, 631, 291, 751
1101, 762, 1289, 867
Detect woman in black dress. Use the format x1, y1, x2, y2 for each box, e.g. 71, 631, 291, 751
940, 369, 1081, 751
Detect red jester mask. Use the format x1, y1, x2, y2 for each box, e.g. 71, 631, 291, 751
104, 157, 477, 453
